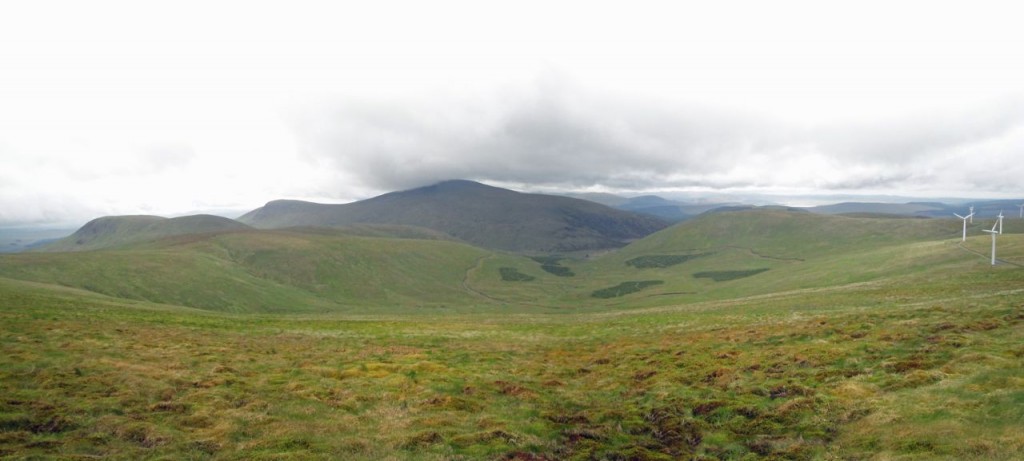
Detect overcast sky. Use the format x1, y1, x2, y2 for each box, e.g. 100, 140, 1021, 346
2, 0, 1024, 226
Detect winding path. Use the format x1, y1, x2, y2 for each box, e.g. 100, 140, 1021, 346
460, 254, 506, 302
956, 241, 1023, 267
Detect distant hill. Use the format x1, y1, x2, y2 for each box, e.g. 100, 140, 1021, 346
40, 214, 251, 252
239, 180, 668, 253
564, 192, 631, 208
617, 208, 961, 262
4, 207, 1021, 313
0, 227, 76, 253
804, 202, 951, 216
566, 193, 742, 222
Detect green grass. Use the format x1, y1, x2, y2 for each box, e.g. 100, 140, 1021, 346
1, 210, 1023, 458
1, 261, 1022, 459
0, 230, 495, 313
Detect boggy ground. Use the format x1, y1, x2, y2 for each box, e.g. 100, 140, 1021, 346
1, 268, 1022, 460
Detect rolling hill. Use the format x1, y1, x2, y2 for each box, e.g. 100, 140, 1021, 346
467, 208, 1006, 308
2, 208, 1023, 459
238, 180, 668, 253
40, 214, 251, 252
10, 208, 1021, 314
3, 228, 497, 312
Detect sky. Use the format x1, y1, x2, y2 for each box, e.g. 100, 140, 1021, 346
2, 0, 1024, 226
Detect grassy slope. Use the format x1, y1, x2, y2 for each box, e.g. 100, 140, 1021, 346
2, 211, 1023, 459
6, 210, 1020, 314
466, 210, 987, 308
0, 230, 496, 313
1, 245, 1021, 459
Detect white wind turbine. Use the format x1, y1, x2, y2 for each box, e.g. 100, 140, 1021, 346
998, 210, 1004, 234
954, 211, 973, 242
982, 220, 999, 266
1019, 203, 1023, 219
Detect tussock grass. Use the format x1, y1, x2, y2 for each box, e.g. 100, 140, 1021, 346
2, 260, 1022, 459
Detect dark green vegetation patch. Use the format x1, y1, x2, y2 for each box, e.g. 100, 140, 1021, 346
693, 268, 769, 282
530, 256, 575, 277
498, 267, 534, 282
592, 280, 664, 298
626, 253, 708, 268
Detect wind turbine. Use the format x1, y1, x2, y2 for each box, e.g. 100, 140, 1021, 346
969, 206, 974, 223
954, 212, 973, 242
1019, 203, 1023, 219
982, 220, 999, 266
998, 210, 1004, 234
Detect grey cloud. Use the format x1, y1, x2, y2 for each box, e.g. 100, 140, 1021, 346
817, 97, 1024, 165
287, 80, 1024, 196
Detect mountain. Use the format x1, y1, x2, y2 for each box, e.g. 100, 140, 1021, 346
40, 214, 251, 252
566, 192, 746, 222
563, 192, 631, 208
239, 180, 668, 253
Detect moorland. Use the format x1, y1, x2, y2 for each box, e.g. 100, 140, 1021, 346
1, 183, 1022, 460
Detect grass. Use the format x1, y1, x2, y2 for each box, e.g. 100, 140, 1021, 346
1, 262, 1021, 459
1, 210, 1023, 459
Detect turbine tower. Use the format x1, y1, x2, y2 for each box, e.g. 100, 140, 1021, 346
982, 221, 999, 266
954, 212, 973, 242
969, 206, 974, 223
998, 210, 1004, 234
1019, 203, 1023, 219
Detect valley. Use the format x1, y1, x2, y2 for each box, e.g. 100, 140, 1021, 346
1, 186, 1023, 460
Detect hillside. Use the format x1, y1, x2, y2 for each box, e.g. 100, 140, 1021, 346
40, 214, 251, 252
619, 209, 959, 259
1, 228, 496, 312
13, 209, 1022, 314
239, 180, 668, 253
466, 209, 994, 307
1, 210, 1022, 459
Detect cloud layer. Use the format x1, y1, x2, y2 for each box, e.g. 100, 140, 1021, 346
3, 1, 1024, 226
291, 80, 1024, 197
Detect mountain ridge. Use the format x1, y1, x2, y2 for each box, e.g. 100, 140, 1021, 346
239, 180, 668, 253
